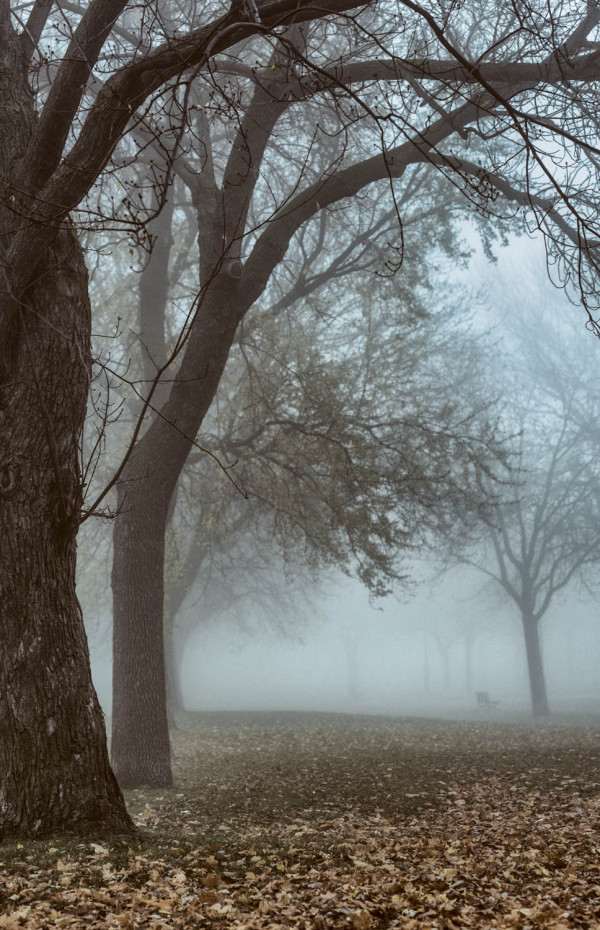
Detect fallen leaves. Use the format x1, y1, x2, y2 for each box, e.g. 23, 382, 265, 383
1, 713, 600, 927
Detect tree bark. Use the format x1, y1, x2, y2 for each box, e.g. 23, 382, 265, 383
521, 612, 550, 717
111, 281, 243, 786
0, 18, 133, 838
112, 491, 173, 787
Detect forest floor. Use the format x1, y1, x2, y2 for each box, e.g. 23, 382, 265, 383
1, 711, 600, 929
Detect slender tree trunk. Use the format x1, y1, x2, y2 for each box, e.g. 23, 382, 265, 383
435, 636, 451, 691
423, 629, 430, 694
464, 634, 473, 695
340, 626, 362, 700
112, 493, 173, 786
442, 649, 450, 691
566, 629, 574, 693
164, 623, 186, 726
110, 189, 177, 785
521, 611, 550, 717
0, 22, 132, 838
111, 282, 243, 786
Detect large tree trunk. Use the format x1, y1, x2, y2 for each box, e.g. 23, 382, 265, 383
0, 235, 133, 837
0, 21, 132, 838
521, 612, 550, 717
111, 282, 242, 786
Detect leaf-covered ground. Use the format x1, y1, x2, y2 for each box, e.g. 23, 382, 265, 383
2, 711, 600, 928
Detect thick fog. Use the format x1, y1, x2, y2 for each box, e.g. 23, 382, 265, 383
84, 234, 600, 723
89, 567, 600, 720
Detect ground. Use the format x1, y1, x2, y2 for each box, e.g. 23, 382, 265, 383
1, 711, 600, 928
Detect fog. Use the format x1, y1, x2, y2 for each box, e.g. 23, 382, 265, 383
86, 235, 600, 725
181, 577, 600, 718
90, 566, 600, 721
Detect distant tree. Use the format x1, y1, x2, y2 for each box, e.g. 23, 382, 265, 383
92, 200, 504, 738
455, 322, 600, 716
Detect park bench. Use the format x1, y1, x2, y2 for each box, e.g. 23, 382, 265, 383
476, 691, 500, 710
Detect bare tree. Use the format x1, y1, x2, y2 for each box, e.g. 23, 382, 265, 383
0, 0, 367, 838
3, 0, 600, 833
111, 0, 600, 786
458, 323, 600, 716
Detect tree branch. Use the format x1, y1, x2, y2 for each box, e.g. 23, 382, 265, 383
23, 0, 133, 193
241, 101, 483, 303
20, 0, 54, 61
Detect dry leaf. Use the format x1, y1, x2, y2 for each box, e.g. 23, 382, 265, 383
351, 909, 373, 930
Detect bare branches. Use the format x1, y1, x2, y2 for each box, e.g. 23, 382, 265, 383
37, 0, 369, 210
4, 0, 371, 302
276, 52, 600, 98
6, 0, 600, 327
558, 0, 600, 60
8, 0, 600, 559
22, 0, 132, 193
241, 100, 475, 303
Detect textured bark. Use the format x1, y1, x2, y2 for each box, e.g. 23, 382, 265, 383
0, 17, 133, 838
522, 613, 550, 717
0, 231, 134, 837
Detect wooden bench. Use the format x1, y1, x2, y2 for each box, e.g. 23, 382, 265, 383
476, 691, 500, 710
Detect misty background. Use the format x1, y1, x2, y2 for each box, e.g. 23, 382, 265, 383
84, 234, 600, 722
89, 569, 600, 719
